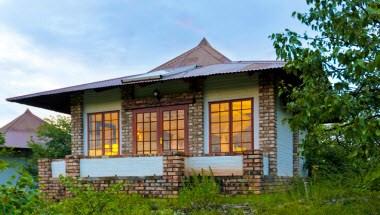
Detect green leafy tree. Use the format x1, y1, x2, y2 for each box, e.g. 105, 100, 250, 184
271, 0, 380, 175
0, 133, 4, 146
27, 116, 71, 176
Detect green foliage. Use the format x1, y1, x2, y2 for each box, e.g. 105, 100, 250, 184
27, 116, 71, 176
0, 169, 45, 215
271, 0, 380, 175
0, 132, 4, 146
179, 174, 220, 210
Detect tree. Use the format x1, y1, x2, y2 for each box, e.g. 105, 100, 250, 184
271, 0, 380, 175
27, 116, 71, 175
0, 133, 4, 146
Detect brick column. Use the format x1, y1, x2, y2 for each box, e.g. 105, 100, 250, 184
243, 150, 263, 194
70, 93, 84, 156
188, 91, 204, 156
38, 159, 52, 194
65, 155, 81, 178
259, 73, 277, 176
163, 153, 185, 198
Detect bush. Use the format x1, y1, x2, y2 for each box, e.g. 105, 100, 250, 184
178, 173, 220, 210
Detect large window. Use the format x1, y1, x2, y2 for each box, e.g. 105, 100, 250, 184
88, 111, 120, 156
209, 99, 253, 153
133, 106, 188, 155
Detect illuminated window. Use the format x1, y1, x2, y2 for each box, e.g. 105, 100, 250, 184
133, 106, 187, 155
210, 99, 253, 153
88, 111, 119, 156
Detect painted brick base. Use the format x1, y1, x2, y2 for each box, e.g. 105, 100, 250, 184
38, 151, 263, 201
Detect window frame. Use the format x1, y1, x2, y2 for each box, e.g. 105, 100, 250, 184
208, 98, 254, 154
87, 110, 120, 157
132, 105, 189, 155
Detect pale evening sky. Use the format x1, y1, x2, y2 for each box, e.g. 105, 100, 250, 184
0, 0, 308, 126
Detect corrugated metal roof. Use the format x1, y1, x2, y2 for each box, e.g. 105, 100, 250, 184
7, 61, 284, 102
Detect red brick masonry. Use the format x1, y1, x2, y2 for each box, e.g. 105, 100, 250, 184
38, 150, 263, 201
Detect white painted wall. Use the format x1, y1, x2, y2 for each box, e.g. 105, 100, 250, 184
185, 156, 243, 176
80, 157, 163, 177
51, 160, 66, 178
276, 98, 293, 176
83, 88, 122, 156
203, 73, 260, 153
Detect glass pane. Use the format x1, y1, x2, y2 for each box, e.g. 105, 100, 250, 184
232, 122, 241, 132
112, 112, 118, 119
211, 123, 220, 134
164, 141, 170, 150
151, 132, 157, 142
242, 121, 252, 131
242, 100, 252, 109
210, 104, 219, 112
178, 140, 184, 150
233, 143, 243, 152
151, 122, 157, 131
104, 113, 111, 121
242, 132, 251, 142
171, 140, 177, 150
211, 134, 221, 144
163, 111, 170, 120
221, 144, 230, 152
137, 113, 143, 122
144, 142, 150, 151
170, 120, 177, 130
178, 120, 184, 129
220, 112, 229, 122
170, 110, 177, 120
151, 113, 157, 122
243, 143, 252, 151
220, 122, 229, 133
220, 133, 229, 144
212, 144, 220, 152
232, 101, 241, 110
220, 103, 229, 111
178, 110, 184, 119
163, 131, 170, 141
144, 123, 150, 131
211, 113, 220, 123
171, 131, 177, 140
242, 109, 252, 120
143, 132, 150, 141
232, 111, 241, 121
178, 130, 185, 139
163, 121, 169, 131
143, 113, 150, 122
232, 133, 242, 143
137, 131, 143, 141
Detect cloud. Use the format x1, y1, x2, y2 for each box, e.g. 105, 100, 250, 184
0, 25, 118, 126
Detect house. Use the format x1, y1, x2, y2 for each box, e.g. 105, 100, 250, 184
7, 38, 302, 199
0, 109, 44, 184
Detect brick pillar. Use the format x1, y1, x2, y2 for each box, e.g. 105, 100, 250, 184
65, 155, 81, 178
243, 150, 263, 194
259, 73, 277, 176
38, 159, 52, 194
188, 91, 204, 156
70, 93, 84, 156
121, 86, 134, 155
163, 153, 185, 197
293, 130, 300, 176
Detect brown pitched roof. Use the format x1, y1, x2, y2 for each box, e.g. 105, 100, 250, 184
150, 38, 231, 71
6, 38, 285, 114
0, 109, 45, 148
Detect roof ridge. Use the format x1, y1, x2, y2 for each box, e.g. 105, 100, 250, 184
0, 109, 43, 132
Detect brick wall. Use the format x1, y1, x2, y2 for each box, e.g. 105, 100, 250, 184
70, 94, 84, 156
262, 176, 293, 193
259, 73, 277, 176
38, 151, 264, 200
120, 89, 204, 156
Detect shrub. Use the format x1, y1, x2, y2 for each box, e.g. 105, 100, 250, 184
178, 173, 220, 210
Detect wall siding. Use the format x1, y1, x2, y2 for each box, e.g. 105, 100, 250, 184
276, 98, 293, 176
80, 157, 164, 177
82, 88, 122, 156
203, 73, 260, 153
185, 156, 243, 176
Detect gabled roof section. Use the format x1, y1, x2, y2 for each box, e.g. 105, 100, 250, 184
150, 38, 231, 71
0, 109, 45, 149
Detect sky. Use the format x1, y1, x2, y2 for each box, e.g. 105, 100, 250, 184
0, 0, 308, 126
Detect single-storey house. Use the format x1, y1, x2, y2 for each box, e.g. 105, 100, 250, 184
0, 109, 44, 184
7, 38, 303, 199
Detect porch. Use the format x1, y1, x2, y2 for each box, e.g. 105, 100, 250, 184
38, 150, 263, 200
